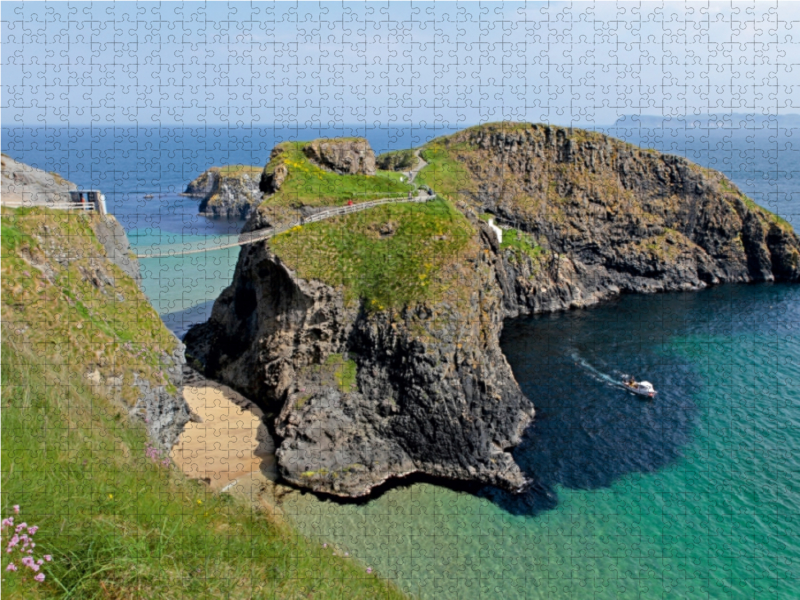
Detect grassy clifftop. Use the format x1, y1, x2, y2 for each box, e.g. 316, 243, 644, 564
255, 141, 414, 225
0, 207, 406, 599
269, 198, 477, 310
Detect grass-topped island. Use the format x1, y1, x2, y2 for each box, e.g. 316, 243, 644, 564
186, 124, 800, 500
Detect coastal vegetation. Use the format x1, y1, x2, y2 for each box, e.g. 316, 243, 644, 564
414, 143, 476, 198
269, 198, 475, 309
0, 207, 406, 599
261, 142, 414, 209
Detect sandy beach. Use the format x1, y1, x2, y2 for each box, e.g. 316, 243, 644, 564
171, 375, 278, 499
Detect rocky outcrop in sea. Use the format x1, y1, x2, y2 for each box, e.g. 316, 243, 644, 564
184, 166, 262, 219
448, 123, 800, 319
184, 124, 800, 498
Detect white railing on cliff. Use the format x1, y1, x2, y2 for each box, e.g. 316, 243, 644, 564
135, 192, 435, 259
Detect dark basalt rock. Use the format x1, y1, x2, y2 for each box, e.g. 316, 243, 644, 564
185, 126, 800, 498
302, 138, 377, 175
184, 167, 262, 220
185, 236, 534, 497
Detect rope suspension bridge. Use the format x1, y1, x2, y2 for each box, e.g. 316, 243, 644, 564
135, 150, 431, 260
133, 192, 434, 259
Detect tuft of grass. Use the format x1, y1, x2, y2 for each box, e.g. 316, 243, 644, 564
500, 228, 546, 261
325, 354, 358, 393
216, 164, 262, 176
269, 198, 475, 310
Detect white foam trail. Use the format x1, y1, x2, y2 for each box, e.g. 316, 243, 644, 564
569, 351, 628, 390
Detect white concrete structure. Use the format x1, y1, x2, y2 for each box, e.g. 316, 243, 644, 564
488, 218, 503, 244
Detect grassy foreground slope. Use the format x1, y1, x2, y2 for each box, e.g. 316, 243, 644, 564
1, 208, 405, 599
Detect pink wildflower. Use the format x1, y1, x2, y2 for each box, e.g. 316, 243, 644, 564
34, 572, 45, 582
44, 555, 52, 562
15, 523, 27, 533
366, 567, 373, 574
2, 518, 12, 529
5, 563, 16, 571
21, 556, 34, 568
8, 534, 20, 548
323, 543, 327, 548
37, 559, 44, 565
12, 506, 20, 514
27, 526, 38, 535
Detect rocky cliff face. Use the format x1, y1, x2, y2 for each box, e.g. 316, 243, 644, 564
303, 138, 376, 175
184, 166, 262, 219
428, 123, 800, 319
184, 227, 534, 497
1, 154, 77, 206
185, 125, 800, 498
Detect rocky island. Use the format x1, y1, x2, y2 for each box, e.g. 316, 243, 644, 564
183, 164, 263, 219
185, 123, 800, 498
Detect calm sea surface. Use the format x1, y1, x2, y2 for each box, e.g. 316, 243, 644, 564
3, 125, 800, 598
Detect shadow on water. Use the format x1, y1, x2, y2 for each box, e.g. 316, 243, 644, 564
480, 293, 703, 515
162, 299, 217, 340
482, 284, 799, 516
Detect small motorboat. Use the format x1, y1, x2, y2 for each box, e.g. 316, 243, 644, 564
623, 378, 656, 398
144, 194, 154, 199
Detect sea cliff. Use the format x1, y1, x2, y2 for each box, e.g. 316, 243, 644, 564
1, 158, 407, 599
184, 165, 263, 219
185, 124, 800, 498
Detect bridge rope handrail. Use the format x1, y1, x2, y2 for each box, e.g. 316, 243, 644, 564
135, 192, 434, 259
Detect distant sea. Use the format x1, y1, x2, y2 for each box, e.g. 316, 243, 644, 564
3, 123, 800, 598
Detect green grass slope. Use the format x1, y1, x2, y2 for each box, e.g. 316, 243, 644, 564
269, 198, 476, 310
1, 208, 406, 599
259, 142, 413, 215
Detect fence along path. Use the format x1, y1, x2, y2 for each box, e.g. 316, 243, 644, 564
134, 192, 433, 259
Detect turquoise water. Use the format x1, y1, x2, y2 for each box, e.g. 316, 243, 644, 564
130, 227, 242, 322
279, 285, 800, 599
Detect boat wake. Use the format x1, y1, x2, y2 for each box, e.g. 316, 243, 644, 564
569, 351, 629, 392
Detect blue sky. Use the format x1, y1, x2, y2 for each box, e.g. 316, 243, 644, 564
2, 1, 798, 126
